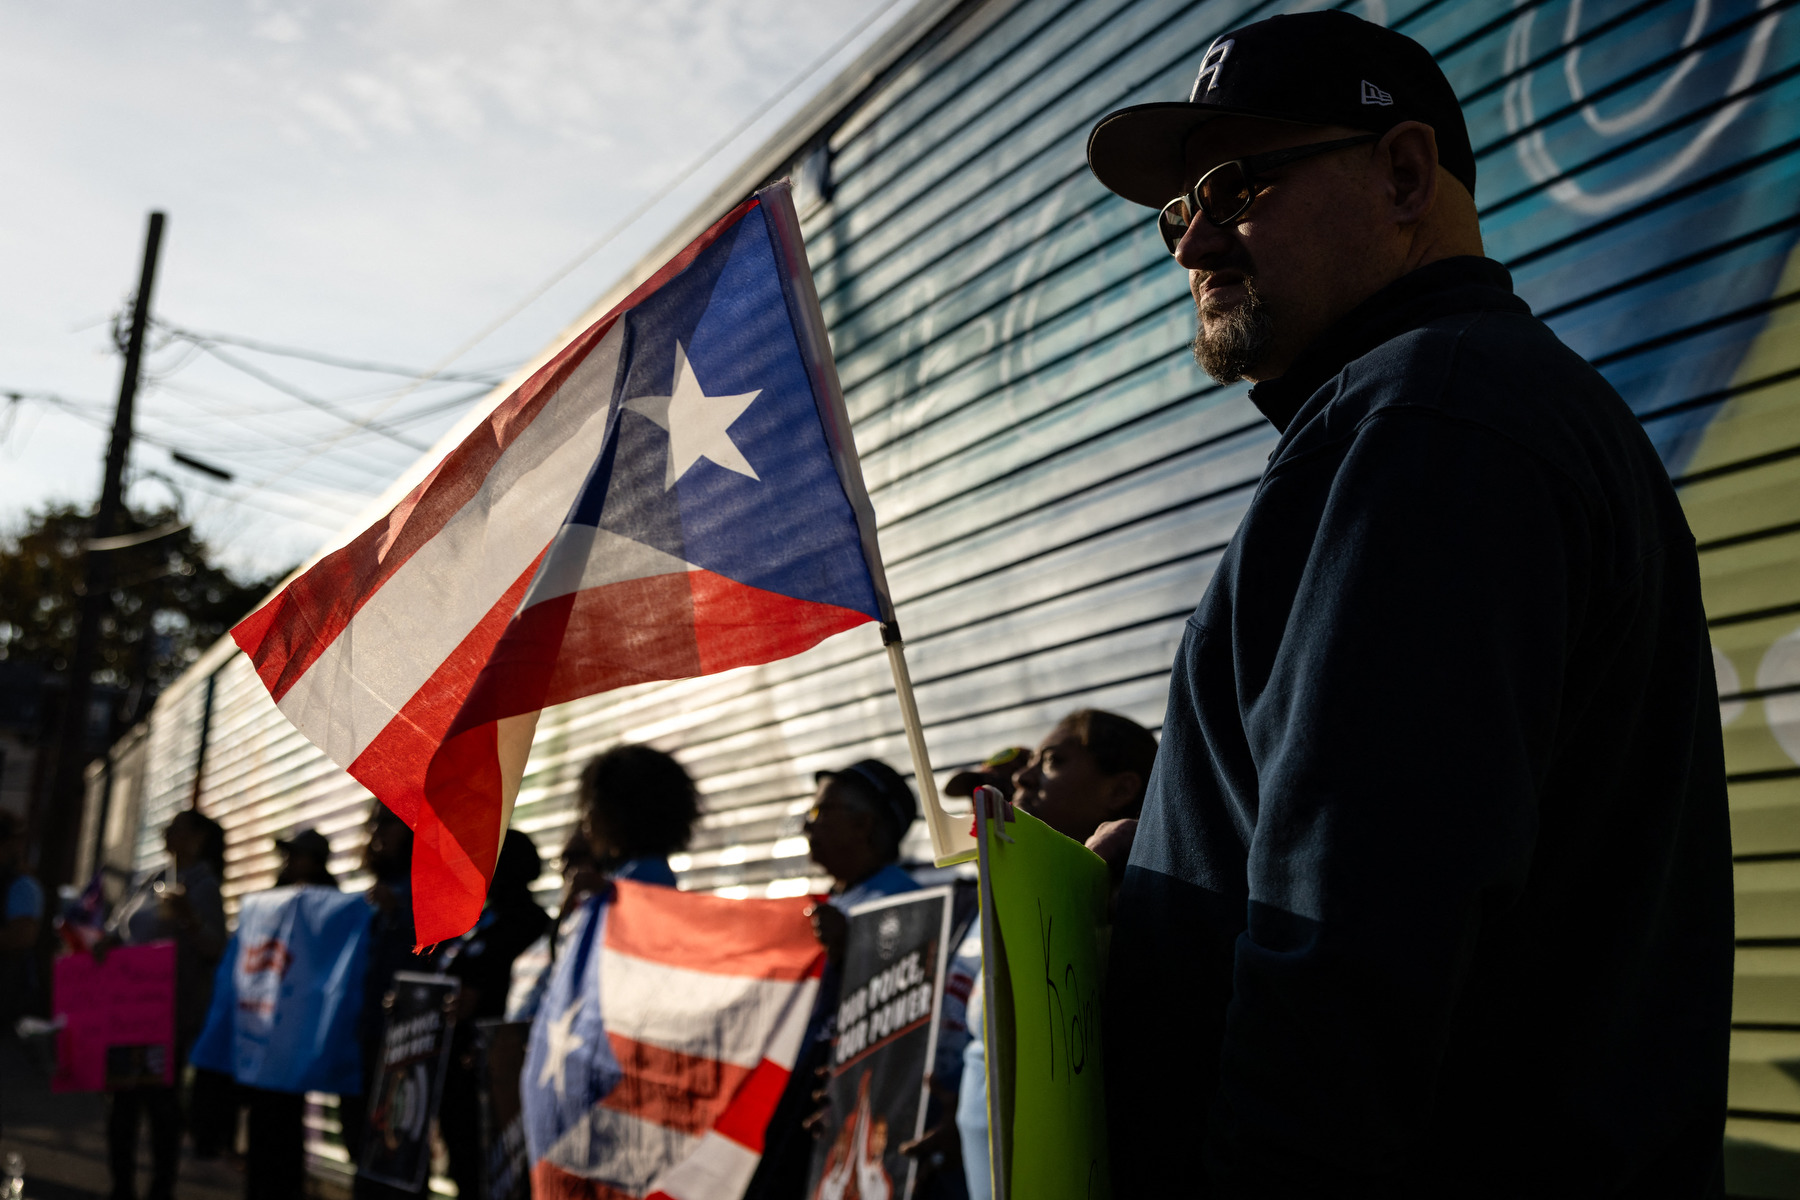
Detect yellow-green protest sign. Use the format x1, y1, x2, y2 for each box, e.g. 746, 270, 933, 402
977, 800, 1111, 1200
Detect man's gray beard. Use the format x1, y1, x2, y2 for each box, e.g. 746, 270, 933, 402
1192, 278, 1273, 384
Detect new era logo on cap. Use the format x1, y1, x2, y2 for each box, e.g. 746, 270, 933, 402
1361, 79, 1394, 106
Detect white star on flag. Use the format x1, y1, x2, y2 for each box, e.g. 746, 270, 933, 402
537, 997, 586, 1100
625, 341, 761, 489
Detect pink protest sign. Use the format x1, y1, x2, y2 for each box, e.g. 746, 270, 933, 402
52, 940, 177, 1092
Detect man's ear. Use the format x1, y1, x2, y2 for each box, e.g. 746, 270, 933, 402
1103, 771, 1143, 819
1381, 121, 1440, 227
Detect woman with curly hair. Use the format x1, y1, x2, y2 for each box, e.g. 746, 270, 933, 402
577, 743, 701, 884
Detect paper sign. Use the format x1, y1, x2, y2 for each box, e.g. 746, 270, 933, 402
977, 801, 1112, 1200
807, 887, 953, 1200
52, 941, 177, 1092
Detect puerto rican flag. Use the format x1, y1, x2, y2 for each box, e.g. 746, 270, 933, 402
523, 880, 825, 1200
232, 183, 894, 945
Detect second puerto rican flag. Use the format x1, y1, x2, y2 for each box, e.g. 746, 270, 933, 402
231, 183, 894, 946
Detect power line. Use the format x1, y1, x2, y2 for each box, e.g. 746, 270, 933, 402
153, 320, 511, 384
2, 387, 372, 524
187, 342, 432, 451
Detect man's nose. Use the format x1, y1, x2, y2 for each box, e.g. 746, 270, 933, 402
1174, 214, 1234, 270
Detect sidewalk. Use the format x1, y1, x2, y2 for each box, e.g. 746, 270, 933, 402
0, 1032, 240, 1200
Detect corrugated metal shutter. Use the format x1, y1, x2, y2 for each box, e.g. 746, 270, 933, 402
130, 0, 1799, 1186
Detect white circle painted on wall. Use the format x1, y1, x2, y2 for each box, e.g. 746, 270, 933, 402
1714, 642, 1746, 726
1755, 626, 1800, 763
1501, 0, 1784, 216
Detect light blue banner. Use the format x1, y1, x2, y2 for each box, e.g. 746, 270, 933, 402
191, 885, 370, 1095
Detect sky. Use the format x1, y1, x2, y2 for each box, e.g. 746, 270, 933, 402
0, 0, 917, 581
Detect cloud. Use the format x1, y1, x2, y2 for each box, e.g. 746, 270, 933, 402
253, 10, 306, 44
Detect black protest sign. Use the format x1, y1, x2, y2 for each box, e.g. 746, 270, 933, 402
806, 886, 952, 1200
359, 971, 460, 1191
474, 1020, 531, 1200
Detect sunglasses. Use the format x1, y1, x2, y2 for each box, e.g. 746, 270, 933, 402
1157, 134, 1379, 253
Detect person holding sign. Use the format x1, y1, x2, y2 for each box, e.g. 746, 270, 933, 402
100, 808, 226, 1200
952, 711, 1155, 1200
747, 759, 920, 1200
1085, 11, 1732, 1195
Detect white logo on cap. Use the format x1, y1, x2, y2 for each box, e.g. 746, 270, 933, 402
1361, 80, 1394, 106
1191, 38, 1235, 98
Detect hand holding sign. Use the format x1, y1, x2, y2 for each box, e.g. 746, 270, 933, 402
976, 792, 1112, 1200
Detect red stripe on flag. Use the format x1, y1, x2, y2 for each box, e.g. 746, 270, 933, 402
599, 1034, 756, 1137
448, 571, 703, 739
346, 547, 546, 827
605, 880, 822, 980
418, 568, 869, 944
711, 1057, 795, 1153
446, 567, 870, 742
345, 550, 543, 946
230, 194, 765, 705
529, 1161, 640, 1200
689, 571, 873, 676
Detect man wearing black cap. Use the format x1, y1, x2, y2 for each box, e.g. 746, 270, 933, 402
1088, 11, 1730, 1196
744, 760, 919, 1199
274, 827, 338, 888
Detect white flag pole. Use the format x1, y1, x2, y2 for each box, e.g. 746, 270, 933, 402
759, 179, 977, 866
883, 626, 975, 865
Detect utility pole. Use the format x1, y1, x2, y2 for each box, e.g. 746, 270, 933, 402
38, 211, 165, 892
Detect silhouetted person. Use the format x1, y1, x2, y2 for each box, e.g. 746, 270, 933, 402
431, 827, 549, 1200
349, 803, 418, 1199
240, 828, 343, 1199
748, 759, 920, 1200
273, 827, 338, 888
102, 808, 226, 1200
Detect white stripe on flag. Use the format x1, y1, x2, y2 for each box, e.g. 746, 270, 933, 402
764, 975, 819, 1071
545, 1103, 701, 1196
519, 522, 696, 614
598, 949, 809, 1070
649, 1130, 762, 1200
275, 321, 626, 767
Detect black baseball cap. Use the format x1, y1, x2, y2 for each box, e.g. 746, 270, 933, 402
1087, 11, 1475, 211
815, 759, 917, 840
276, 827, 331, 860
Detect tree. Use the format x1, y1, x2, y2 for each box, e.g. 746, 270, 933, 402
0, 503, 282, 727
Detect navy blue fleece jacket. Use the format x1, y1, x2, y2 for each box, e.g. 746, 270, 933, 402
1106, 257, 1732, 1198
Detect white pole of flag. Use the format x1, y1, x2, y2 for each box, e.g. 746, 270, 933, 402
883, 626, 975, 865
760, 179, 977, 866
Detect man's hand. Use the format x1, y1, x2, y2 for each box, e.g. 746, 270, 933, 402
897, 1079, 964, 1182
1085, 818, 1138, 881
807, 902, 848, 963
452, 984, 482, 1023
799, 1065, 833, 1138
157, 885, 195, 929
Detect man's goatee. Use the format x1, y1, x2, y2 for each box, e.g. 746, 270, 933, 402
1193, 278, 1274, 383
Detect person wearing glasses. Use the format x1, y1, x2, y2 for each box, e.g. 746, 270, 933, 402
1086, 11, 1729, 1196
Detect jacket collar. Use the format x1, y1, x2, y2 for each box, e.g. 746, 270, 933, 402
1246, 257, 1530, 433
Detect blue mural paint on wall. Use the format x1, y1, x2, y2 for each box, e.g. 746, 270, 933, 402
1435, 0, 1799, 473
